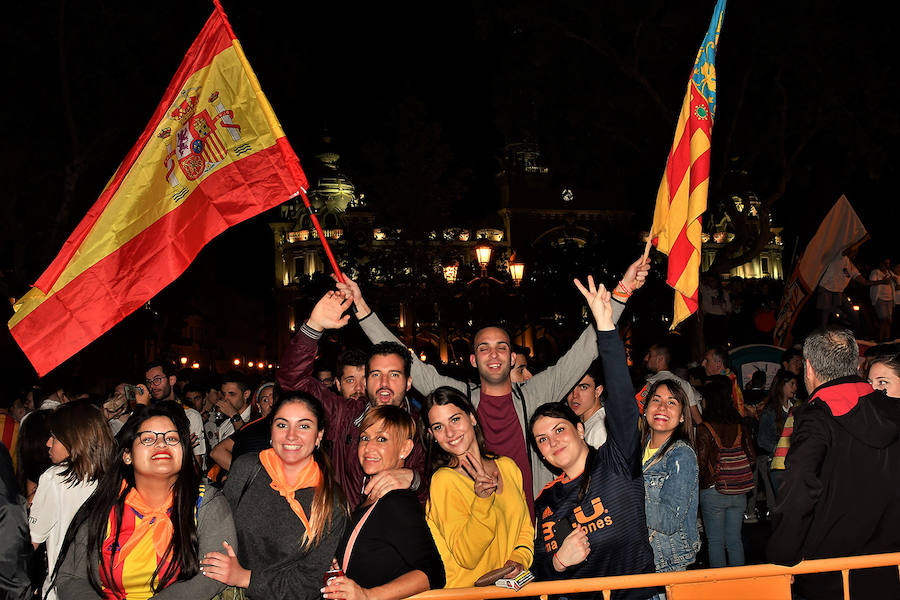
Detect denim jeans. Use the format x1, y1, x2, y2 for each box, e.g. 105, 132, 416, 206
700, 487, 745, 567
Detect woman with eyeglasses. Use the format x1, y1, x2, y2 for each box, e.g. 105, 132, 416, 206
52, 403, 236, 599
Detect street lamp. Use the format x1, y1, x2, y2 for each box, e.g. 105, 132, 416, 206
509, 262, 525, 286
233, 358, 241, 366
180, 356, 188, 365
191, 362, 200, 369
475, 246, 492, 276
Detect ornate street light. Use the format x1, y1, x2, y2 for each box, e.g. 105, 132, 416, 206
475, 246, 492, 276
509, 262, 525, 286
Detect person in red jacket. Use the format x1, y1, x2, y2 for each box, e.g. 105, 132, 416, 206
277, 291, 426, 509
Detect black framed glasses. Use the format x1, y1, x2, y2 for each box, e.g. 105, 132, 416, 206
137, 430, 181, 446
145, 375, 167, 387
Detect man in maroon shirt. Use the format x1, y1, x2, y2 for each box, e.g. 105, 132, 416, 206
277, 291, 426, 509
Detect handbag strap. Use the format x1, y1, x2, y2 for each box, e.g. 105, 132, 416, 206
341, 500, 379, 574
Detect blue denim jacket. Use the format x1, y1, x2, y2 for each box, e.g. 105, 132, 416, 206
642, 439, 700, 572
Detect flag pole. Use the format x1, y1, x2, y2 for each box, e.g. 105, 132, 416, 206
212, 0, 345, 283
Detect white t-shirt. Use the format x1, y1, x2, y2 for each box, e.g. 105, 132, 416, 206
29, 465, 98, 600
819, 255, 860, 293
583, 406, 608, 449
184, 406, 207, 456
870, 268, 894, 304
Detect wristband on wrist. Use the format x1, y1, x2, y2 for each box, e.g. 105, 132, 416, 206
616, 281, 633, 296
300, 321, 324, 340
553, 552, 568, 570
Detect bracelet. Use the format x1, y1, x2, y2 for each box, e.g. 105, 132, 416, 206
553, 552, 568, 570
616, 281, 633, 296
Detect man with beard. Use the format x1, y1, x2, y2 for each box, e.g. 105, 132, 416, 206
338, 257, 649, 518
276, 292, 426, 509
143, 360, 206, 464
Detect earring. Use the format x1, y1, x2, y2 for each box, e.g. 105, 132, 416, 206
124, 457, 131, 464
400, 454, 405, 459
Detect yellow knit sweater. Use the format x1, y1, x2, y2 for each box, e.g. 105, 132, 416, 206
426, 456, 534, 588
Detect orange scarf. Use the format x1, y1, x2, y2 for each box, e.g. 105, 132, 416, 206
114, 482, 174, 569
259, 448, 321, 533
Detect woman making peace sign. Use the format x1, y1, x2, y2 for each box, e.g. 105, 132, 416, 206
423, 386, 534, 588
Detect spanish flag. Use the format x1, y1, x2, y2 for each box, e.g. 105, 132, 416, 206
650, 0, 726, 329
8, 2, 307, 376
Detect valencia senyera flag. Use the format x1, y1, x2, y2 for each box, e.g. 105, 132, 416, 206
650, 0, 726, 329
9, 2, 308, 376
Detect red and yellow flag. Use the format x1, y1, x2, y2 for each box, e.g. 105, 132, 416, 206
9, 2, 308, 376
650, 0, 726, 329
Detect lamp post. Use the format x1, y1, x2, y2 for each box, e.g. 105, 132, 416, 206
475, 245, 492, 277
509, 262, 525, 286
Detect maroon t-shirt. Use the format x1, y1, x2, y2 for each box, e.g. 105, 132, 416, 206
477, 392, 535, 519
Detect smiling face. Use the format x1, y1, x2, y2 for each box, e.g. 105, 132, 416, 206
366, 353, 411, 406
532, 415, 588, 477
428, 401, 479, 457
645, 384, 683, 439
470, 327, 515, 386
869, 362, 900, 397
126, 416, 183, 484
357, 419, 413, 476
567, 374, 604, 421
270, 400, 323, 472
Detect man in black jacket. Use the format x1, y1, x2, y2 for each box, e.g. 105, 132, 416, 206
767, 327, 900, 599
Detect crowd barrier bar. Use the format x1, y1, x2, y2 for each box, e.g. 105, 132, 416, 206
409, 552, 900, 600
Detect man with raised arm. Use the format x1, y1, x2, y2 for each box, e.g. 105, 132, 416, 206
276, 293, 426, 509
338, 257, 649, 517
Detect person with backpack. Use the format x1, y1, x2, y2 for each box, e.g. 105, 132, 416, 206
695, 375, 755, 568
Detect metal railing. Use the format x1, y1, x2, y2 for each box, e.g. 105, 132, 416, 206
409, 552, 900, 600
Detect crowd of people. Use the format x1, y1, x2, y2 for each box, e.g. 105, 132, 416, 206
2, 253, 900, 600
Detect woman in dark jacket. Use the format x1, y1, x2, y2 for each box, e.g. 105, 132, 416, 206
530, 278, 656, 600
323, 405, 444, 600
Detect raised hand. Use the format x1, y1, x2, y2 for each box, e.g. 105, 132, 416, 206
574, 276, 614, 331
621, 256, 650, 292
332, 275, 372, 318
307, 291, 353, 332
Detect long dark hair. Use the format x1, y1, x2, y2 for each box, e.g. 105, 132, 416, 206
701, 375, 742, 424
422, 386, 497, 479
529, 402, 594, 504
639, 379, 694, 467
765, 370, 799, 432
52, 402, 200, 595
269, 391, 347, 551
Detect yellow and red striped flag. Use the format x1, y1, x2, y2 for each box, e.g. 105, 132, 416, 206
650, 0, 727, 329
9, 2, 308, 376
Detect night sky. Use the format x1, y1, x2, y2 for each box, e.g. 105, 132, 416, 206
3, 0, 900, 377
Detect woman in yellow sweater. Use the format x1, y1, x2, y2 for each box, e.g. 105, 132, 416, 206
423, 386, 534, 587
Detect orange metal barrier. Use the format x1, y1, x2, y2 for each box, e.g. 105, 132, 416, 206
409, 552, 900, 600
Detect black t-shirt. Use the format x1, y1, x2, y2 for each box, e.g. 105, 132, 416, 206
231, 417, 271, 459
